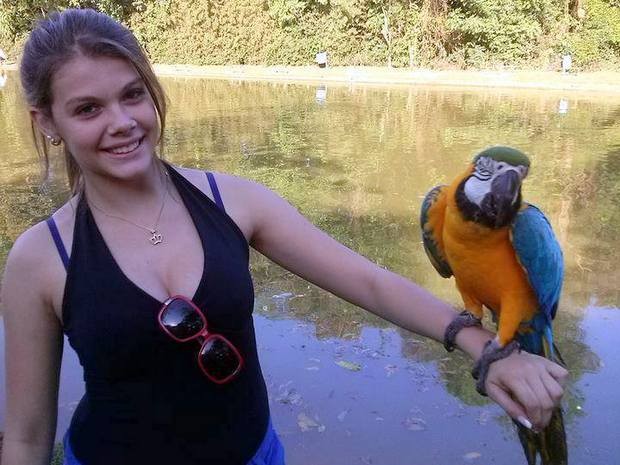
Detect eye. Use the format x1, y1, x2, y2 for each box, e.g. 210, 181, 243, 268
497, 163, 505, 171
76, 103, 99, 116
125, 87, 146, 101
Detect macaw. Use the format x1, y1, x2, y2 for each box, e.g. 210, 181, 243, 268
420, 146, 567, 465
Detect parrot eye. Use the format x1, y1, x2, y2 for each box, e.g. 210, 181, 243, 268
497, 163, 505, 171
476, 157, 492, 171
473, 157, 495, 181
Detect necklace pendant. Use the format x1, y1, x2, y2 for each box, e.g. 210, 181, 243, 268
150, 230, 163, 245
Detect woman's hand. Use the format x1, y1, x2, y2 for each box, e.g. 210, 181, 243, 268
484, 351, 568, 431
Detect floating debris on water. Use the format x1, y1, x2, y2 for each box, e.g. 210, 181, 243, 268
384, 364, 398, 377
463, 451, 482, 461
276, 381, 303, 406
403, 416, 427, 431
297, 412, 325, 432
336, 360, 362, 371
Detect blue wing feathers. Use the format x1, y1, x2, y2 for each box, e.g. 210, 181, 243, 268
511, 204, 563, 321
511, 204, 563, 355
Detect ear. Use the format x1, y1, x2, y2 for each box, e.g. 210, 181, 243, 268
30, 107, 59, 140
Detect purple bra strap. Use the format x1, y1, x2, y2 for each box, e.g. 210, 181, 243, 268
205, 172, 225, 212
46, 217, 70, 271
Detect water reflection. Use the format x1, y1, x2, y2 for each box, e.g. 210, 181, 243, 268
315, 85, 327, 105
1, 71, 619, 463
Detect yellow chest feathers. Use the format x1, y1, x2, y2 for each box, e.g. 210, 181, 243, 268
442, 186, 537, 315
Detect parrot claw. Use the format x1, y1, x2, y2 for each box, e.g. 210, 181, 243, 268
472, 339, 520, 396
443, 310, 482, 352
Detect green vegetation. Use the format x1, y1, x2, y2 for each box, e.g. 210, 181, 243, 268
51, 443, 64, 465
1, 0, 619, 69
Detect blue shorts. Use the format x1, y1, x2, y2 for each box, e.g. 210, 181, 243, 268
63, 419, 286, 465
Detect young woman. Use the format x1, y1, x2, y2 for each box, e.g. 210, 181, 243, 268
1, 9, 567, 465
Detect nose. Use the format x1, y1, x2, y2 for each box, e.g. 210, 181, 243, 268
107, 106, 137, 135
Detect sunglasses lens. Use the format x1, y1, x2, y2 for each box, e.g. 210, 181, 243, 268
199, 337, 242, 381
160, 298, 204, 340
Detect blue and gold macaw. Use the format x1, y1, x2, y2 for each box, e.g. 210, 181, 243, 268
420, 146, 567, 465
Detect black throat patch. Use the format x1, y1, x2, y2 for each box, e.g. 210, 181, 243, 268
455, 177, 521, 229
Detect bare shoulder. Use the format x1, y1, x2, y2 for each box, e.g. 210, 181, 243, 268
173, 164, 266, 190
48, 196, 79, 250
1, 199, 76, 319
5, 221, 57, 273
2, 223, 55, 309
172, 166, 278, 241
172, 165, 263, 196
172, 165, 213, 198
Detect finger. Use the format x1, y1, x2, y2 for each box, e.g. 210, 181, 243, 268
486, 382, 530, 427
540, 371, 565, 407
527, 377, 554, 429
508, 379, 543, 429
544, 360, 569, 386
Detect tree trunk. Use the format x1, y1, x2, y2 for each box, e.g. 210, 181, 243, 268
381, 5, 393, 67
569, 0, 584, 19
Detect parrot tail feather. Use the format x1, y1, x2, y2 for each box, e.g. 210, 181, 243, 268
516, 424, 539, 465
541, 335, 567, 368
541, 407, 568, 465
515, 407, 567, 465
552, 342, 566, 367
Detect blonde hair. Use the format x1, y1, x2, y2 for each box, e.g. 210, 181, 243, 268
19, 8, 167, 194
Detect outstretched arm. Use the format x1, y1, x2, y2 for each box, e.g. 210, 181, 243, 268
221, 176, 567, 431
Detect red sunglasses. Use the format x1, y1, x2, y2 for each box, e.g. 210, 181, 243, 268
158, 295, 244, 384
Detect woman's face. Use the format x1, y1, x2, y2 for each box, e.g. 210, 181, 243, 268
37, 54, 159, 182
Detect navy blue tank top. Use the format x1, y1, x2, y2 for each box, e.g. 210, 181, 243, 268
49, 165, 269, 464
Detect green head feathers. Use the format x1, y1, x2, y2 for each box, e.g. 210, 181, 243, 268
473, 146, 530, 168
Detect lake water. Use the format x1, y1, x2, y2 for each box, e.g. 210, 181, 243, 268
1, 70, 619, 464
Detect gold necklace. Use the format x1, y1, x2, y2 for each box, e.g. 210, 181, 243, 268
88, 178, 169, 246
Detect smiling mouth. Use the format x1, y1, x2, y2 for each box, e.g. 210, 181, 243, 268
105, 137, 143, 155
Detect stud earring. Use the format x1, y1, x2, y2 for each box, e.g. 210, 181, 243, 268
47, 135, 62, 146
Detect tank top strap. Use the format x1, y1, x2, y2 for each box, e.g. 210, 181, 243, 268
205, 172, 225, 212
46, 217, 70, 271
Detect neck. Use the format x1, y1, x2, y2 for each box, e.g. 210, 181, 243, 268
82, 160, 169, 218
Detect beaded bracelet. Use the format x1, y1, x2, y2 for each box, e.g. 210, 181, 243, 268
443, 310, 483, 352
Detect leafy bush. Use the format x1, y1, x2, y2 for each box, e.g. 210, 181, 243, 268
2, 0, 620, 69
567, 0, 620, 68
446, 0, 563, 68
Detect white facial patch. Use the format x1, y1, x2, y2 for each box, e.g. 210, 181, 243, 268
464, 176, 491, 206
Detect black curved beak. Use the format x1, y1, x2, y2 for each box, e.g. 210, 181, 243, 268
492, 170, 520, 203
481, 170, 521, 227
